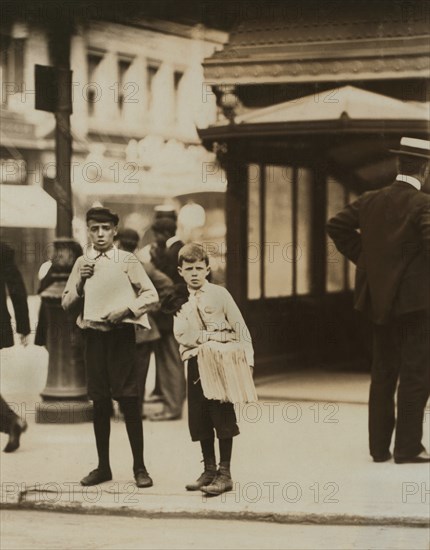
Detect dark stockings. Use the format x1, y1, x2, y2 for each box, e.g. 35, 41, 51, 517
119, 397, 145, 472
93, 398, 112, 472
200, 435, 216, 467
219, 437, 233, 464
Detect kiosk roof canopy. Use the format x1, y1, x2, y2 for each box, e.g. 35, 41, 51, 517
198, 86, 429, 191
199, 86, 429, 141
234, 86, 429, 125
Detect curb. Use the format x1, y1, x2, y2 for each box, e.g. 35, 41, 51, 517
254, 394, 367, 405
2, 495, 429, 528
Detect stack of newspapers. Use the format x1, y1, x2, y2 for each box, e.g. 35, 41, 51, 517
197, 341, 258, 404
83, 260, 135, 322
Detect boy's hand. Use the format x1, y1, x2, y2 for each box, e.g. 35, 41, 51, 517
77, 263, 95, 296
101, 307, 130, 324
80, 263, 95, 280
208, 331, 237, 343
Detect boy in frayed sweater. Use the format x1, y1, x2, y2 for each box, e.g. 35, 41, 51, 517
173, 243, 254, 496
62, 207, 158, 489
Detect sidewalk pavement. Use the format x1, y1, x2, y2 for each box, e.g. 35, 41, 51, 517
1, 336, 429, 527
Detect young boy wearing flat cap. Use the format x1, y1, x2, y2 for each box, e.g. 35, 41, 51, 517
62, 207, 159, 488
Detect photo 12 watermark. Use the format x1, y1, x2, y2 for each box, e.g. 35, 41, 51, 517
201, 480, 341, 504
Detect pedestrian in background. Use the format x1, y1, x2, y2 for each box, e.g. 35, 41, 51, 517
115, 228, 173, 415
136, 208, 177, 403
150, 217, 184, 284
142, 217, 185, 421
327, 137, 430, 465
34, 240, 83, 348
0, 242, 30, 452
62, 207, 159, 488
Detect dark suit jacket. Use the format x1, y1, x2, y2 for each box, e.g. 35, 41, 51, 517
163, 239, 184, 285
140, 260, 174, 334
147, 238, 183, 331
327, 180, 430, 325
149, 239, 183, 284
0, 243, 31, 348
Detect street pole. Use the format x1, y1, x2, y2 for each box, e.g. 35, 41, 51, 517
52, 18, 73, 238
35, 16, 91, 423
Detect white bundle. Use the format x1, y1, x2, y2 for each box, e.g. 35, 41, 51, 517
197, 341, 258, 404
83, 260, 135, 322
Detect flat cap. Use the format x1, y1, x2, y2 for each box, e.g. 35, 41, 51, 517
86, 206, 119, 225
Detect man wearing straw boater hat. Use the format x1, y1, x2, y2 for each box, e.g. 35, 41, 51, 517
327, 137, 430, 465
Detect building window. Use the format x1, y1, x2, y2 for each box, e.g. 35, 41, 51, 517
87, 52, 103, 116
247, 164, 261, 299
146, 60, 160, 118
247, 163, 313, 300
117, 57, 133, 115
326, 177, 357, 292
173, 69, 184, 124
296, 168, 312, 295
1, 34, 25, 105
264, 165, 294, 298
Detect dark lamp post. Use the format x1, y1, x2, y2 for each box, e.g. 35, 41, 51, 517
36, 239, 92, 423
34, 17, 92, 423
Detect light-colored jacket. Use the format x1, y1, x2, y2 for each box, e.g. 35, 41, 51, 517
173, 281, 254, 366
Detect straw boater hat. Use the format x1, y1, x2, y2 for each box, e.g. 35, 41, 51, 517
390, 137, 430, 159
154, 205, 177, 221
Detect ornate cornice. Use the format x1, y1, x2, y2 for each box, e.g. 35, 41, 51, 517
203, 4, 430, 84
204, 54, 430, 84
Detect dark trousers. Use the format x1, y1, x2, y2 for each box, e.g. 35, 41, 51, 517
135, 342, 152, 407
187, 357, 239, 442
369, 311, 430, 459
154, 331, 185, 417
0, 395, 18, 433
83, 326, 138, 401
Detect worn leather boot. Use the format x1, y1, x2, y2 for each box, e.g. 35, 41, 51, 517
185, 461, 217, 491
201, 462, 233, 496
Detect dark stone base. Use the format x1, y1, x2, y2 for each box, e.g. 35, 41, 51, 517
35, 401, 93, 424
40, 388, 88, 399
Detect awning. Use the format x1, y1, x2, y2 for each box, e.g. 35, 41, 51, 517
199, 86, 429, 140
0, 184, 57, 228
